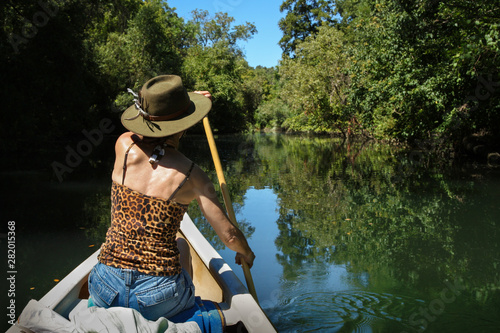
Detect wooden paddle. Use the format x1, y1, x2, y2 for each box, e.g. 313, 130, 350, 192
202, 116, 259, 303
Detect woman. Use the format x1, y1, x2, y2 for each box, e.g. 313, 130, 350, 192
88, 75, 255, 321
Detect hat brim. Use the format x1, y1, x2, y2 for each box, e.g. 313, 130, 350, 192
121, 92, 212, 137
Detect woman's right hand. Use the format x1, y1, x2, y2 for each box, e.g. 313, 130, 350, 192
235, 251, 256, 269
193, 90, 212, 101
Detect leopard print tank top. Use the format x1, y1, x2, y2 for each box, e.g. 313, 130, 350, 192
98, 140, 194, 276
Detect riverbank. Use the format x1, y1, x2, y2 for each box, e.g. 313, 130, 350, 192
257, 127, 500, 168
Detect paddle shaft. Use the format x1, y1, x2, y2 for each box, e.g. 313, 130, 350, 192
202, 117, 259, 303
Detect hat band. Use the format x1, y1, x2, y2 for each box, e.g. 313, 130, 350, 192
124, 88, 190, 122
143, 104, 190, 121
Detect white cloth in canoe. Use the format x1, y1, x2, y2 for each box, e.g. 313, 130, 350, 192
18, 299, 201, 333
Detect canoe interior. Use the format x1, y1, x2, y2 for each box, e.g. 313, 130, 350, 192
178, 231, 224, 303
7, 215, 275, 332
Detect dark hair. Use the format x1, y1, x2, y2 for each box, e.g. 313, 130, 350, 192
139, 131, 184, 147
141, 136, 168, 145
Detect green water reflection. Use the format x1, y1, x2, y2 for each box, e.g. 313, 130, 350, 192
186, 133, 500, 332
2, 133, 500, 332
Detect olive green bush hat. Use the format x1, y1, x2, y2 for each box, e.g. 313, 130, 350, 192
121, 75, 212, 137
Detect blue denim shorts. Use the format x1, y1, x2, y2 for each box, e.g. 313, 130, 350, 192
88, 262, 195, 321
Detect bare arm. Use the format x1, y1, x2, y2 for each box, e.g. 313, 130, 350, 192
191, 166, 255, 268
190, 91, 255, 267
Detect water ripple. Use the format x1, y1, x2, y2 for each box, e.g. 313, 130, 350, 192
267, 289, 424, 332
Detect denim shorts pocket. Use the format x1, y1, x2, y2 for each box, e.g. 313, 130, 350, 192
88, 265, 119, 307
135, 278, 185, 320
136, 278, 181, 307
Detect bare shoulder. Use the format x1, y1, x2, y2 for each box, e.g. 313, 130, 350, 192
115, 132, 140, 152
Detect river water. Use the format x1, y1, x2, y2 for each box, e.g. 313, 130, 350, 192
2, 133, 500, 332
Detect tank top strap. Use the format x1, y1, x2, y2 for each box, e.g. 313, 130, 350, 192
168, 162, 195, 202
122, 141, 137, 185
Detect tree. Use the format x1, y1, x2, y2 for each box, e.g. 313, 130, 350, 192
273, 0, 499, 144
95, 0, 187, 103
181, 10, 257, 132
188, 9, 256, 55
0, 0, 122, 153
339, 0, 500, 143
278, 24, 351, 134
278, 0, 337, 56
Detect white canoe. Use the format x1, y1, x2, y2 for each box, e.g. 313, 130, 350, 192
7, 214, 276, 333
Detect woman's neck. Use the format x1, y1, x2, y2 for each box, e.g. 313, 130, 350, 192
137, 136, 179, 150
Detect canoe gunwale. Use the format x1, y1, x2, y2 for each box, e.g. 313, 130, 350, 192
180, 215, 276, 332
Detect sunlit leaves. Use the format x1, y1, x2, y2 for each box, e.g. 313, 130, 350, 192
341, 0, 500, 142
181, 10, 258, 132
189, 9, 256, 55
95, 0, 185, 95
279, 0, 337, 55
278, 24, 351, 133
275, 0, 499, 142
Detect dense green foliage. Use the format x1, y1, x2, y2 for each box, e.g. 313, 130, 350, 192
181, 10, 257, 132
278, 0, 337, 56
278, 25, 352, 134
0, 0, 261, 155
263, 0, 500, 147
1, 0, 498, 156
